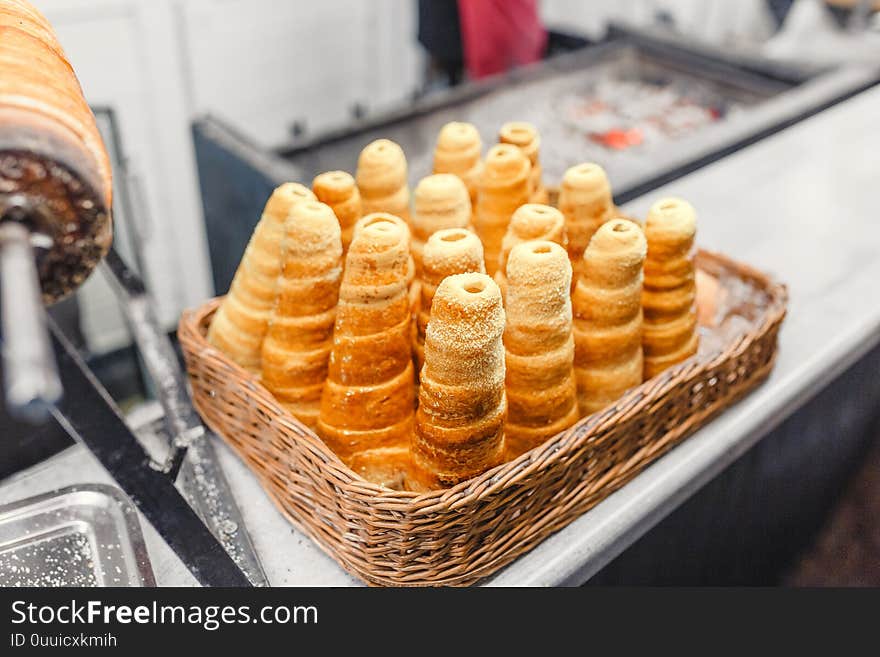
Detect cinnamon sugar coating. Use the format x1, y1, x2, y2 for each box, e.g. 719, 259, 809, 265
415, 228, 485, 372
261, 201, 342, 428
412, 273, 506, 490
433, 121, 483, 209
356, 138, 410, 223
559, 163, 615, 291
642, 198, 699, 378
572, 218, 647, 415
494, 203, 567, 298
411, 173, 472, 278
499, 121, 548, 204
474, 143, 530, 276
503, 241, 579, 457
318, 213, 415, 488
313, 170, 362, 254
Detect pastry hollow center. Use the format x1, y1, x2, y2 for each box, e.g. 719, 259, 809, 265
442, 230, 467, 242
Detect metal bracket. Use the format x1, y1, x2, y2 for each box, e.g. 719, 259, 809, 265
102, 248, 267, 586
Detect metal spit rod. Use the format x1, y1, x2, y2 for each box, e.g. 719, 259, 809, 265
0, 218, 61, 422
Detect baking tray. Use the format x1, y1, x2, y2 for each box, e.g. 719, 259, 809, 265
0, 484, 155, 586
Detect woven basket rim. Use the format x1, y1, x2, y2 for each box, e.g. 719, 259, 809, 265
179, 248, 788, 509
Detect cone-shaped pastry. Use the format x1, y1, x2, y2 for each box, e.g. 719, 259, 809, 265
432, 121, 483, 209
411, 174, 471, 277
573, 219, 647, 415
499, 121, 547, 204
317, 213, 415, 488
355, 138, 410, 223
642, 198, 699, 379
504, 241, 579, 458
415, 228, 485, 372
313, 170, 362, 254
260, 201, 342, 429
208, 183, 316, 371
353, 212, 418, 313
412, 273, 506, 490
559, 163, 615, 290
494, 203, 566, 298
474, 143, 530, 276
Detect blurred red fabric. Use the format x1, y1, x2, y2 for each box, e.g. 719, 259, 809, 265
458, 0, 547, 79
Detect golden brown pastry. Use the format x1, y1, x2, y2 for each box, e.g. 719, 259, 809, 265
411, 174, 471, 278
558, 163, 615, 290
317, 213, 415, 488
352, 212, 419, 314
415, 228, 485, 372
503, 241, 579, 458
208, 183, 316, 372
260, 201, 342, 429
355, 138, 410, 224
572, 219, 647, 415
412, 273, 506, 490
0, 0, 113, 301
642, 198, 699, 378
499, 121, 547, 204
432, 121, 483, 209
312, 170, 362, 254
494, 203, 567, 298
474, 143, 531, 276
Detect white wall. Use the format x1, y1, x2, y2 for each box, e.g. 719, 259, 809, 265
176, 0, 422, 147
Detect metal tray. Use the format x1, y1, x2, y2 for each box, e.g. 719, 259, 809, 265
0, 484, 155, 586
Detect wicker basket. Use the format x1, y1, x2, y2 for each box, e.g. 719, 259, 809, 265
179, 249, 786, 586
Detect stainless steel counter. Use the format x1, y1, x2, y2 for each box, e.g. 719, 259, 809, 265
2, 84, 879, 587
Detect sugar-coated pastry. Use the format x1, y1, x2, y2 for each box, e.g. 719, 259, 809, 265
411, 174, 471, 278
642, 198, 699, 378
494, 203, 567, 298
352, 212, 419, 314
499, 121, 548, 204
355, 138, 410, 224
312, 170, 362, 254
474, 143, 530, 276
415, 228, 485, 372
208, 183, 316, 372
412, 273, 506, 490
260, 201, 342, 429
559, 163, 615, 290
503, 241, 579, 458
572, 219, 647, 415
433, 121, 483, 209
317, 213, 415, 488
